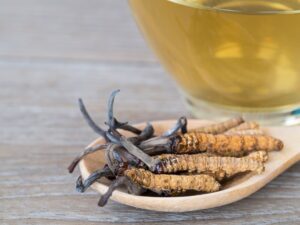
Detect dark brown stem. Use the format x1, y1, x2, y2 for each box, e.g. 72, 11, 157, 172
98, 176, 144, 207
139, 136, 173, 155
137, 117, 187, 155
70, 120, 154, 174
79, 92, 142, 143
128, 122, 154, 145
68, 144, 107, 173
109, 129, 160, 172
107, 89, 120, 129
78, 98, 108, 141
126, 180, 146, 195
116, 123, 142, 135
98, 176, 128, 207
76, 165, 113, 193
162, 116, 187, 137
106, 89, 142, 135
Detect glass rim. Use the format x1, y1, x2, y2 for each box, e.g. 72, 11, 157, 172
167, 0, 300, 14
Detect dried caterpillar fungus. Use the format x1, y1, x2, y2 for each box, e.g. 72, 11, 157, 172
189, 117, 244, 134
70, 90, 285, 208
225, 121, 259, 133
247, 151, 268, 163
172, 132, 283, 156
155, 154, 264, 176
225, 129, 264, 136
185, 151, 268, 163
124, 168, 220, 194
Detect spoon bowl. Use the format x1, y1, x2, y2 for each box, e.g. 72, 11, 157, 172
79, 120, 300, 212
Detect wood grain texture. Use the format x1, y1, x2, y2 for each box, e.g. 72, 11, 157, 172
0, 0, 154, 62
0, 0, 299, 224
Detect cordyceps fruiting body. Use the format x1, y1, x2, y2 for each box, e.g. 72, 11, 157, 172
225, 129, 265, 136
69, 89, 286, 208
189, 117, 244, 134
172, 132, 283, 156
154, 154, 265, 177
124, 168, 220, 194
247, 151, 268, 163
224, 121, 259, 133
194, 151, 268, 163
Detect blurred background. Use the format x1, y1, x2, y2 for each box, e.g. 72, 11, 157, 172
1, 1, 299, 224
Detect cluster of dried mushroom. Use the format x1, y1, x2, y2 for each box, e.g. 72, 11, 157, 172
68, 90, 284, 207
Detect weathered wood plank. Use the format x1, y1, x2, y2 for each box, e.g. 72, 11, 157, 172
0, 63, 299, 224
0, 60, 185, 147
0, 0, 154, 62
1, 193, 300, 224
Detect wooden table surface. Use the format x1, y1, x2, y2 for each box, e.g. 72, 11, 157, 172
1, 1, 299, 224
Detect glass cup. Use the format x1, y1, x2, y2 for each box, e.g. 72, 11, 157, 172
128, 0, 300, 125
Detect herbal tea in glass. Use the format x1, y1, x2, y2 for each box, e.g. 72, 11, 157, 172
129, 0, 300, 124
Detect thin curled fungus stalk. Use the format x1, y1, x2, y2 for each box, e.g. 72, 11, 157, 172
69, 89, 284, 207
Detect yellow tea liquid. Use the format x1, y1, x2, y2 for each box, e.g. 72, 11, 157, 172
129, 0, 300, 111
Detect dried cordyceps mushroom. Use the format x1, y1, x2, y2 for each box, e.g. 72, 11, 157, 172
68, 90, 189, 174
189, 117, 244, 134
224, 121, 263, 136
155, 153, 265, 176
69, 90, 284, 207
78, 148, 268, 192
247, 151, 269, 163
225, 129, 265, 136
98, 168, 221, 206
192, 151, 268, 163
124, 168, 220, 194
172, 132, 283, 155
133, 132, 283, 170
109, 134, 266, 176
224, 121, 260, 133
137, 129, 282, 158
70, 90, 189, 193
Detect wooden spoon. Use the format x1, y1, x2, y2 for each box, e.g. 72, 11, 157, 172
79, 120, 300, 212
